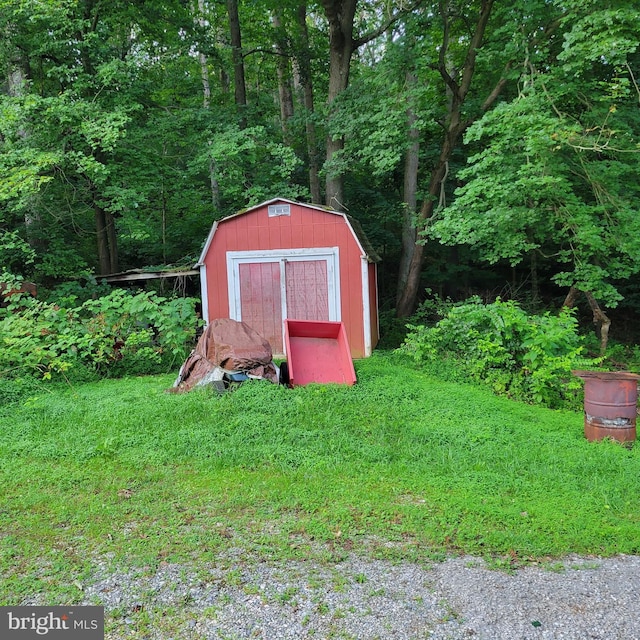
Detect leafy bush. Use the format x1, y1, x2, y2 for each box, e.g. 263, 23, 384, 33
0, 231, 35, 276
399, 297, 599, 408
378, 292, 456, 350
44, 272, 112, 307
586, 337, 640, 373
0, 287, 200, 381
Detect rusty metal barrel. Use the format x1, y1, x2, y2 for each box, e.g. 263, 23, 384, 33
573, 370, 640, 443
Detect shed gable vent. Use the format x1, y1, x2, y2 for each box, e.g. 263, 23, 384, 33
268, 203, 291, 217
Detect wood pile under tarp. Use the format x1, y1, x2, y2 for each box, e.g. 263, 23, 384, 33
169, 318, 279, 393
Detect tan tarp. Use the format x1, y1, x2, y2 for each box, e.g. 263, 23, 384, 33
170, 318, 278, 393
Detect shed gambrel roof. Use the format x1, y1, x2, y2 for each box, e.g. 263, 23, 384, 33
195, 198, 381, 267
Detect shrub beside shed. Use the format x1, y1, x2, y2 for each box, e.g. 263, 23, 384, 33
195, 198, 380, 358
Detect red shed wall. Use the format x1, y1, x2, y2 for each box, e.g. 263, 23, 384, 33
368, 263, 379, 350
203, 202, 369, 357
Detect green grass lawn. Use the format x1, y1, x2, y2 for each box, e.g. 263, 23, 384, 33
1, 351, 639, 604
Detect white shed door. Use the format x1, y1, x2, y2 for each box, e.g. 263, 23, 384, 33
227, 249, 340, 355
284, 260, 329, 320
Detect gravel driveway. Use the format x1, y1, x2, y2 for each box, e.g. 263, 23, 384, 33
76, 551, 640, 639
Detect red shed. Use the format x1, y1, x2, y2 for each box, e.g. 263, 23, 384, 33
196, 198, 380, 358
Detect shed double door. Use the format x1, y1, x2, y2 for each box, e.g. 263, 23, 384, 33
227, 249, 340, 355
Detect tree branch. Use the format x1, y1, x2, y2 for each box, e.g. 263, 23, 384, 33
437, 0, 458, 95
626, 62, 640, 103
458, 0, 494, 99
480, 68, 509, 111
242, 47, 290, 59
353, 0, 426, 49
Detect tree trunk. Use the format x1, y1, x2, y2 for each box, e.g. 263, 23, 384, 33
321, 0, 358, 210
195, 0, 211, 107
272, 9, 295, 145
226, 0, 247, 128
396, 0, 502, 317
92, 181, 118, 275
105, 209, 118, 273
292, 3, 321, 203
194, 0, 221, 208
396, 130, 459, 317
7, 63, 41, 249
208, 151, 220, 208
584, 292, 611, 356
75, 6, 119, 275
321, 0, 416, 209
563, 287, 611, 355
530, 249, 539, 306
397, 69, 420, 305
95, 204, 111, 276
563, 285, 580, 308
161, 176, 167, 264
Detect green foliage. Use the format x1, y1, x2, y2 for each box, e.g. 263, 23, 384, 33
0, 289, 199, 381
431, 0, 640, 308
43, 272, 112, 307
432, 85, 640, 306
1, 0, 639, 320
589, 337, 640, 373
378, 293, 456, 350
558, 6, 640, 73
0, 231, 35, 275
35, 242, 91, 280
400, 297, 598, 408
377, 309, 410, 350
201, 125, 309, 206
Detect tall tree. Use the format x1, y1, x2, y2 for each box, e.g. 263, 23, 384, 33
321, 0, 357, 209
395, 0, 508, 316
0, 0, 200, 276
291, 2, 322, 203
193, 0, 221, 208
227, 0, 248, 128
272, 8, 295, 144
398, 62, 421, 306
321, 0, 419, 210
430, 0, 640, 350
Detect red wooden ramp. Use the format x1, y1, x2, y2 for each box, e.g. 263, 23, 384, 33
284, 319, 357, 387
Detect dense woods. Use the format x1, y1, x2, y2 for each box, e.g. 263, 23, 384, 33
1, 0, 639, 338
